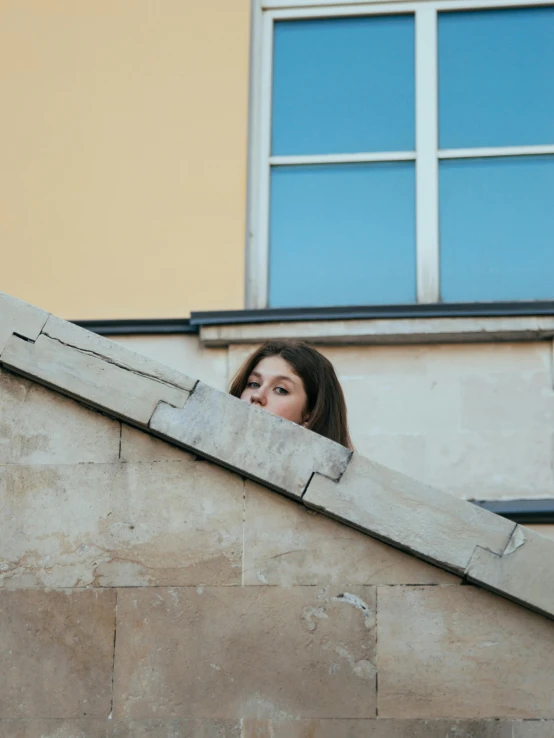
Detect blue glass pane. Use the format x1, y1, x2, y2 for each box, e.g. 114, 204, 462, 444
440, 156, 554, 302
269, 163, 416, 307
439, 8, 554, 148
272, 16, 415, 155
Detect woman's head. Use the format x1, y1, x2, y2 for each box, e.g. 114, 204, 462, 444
229, 340, 352, 449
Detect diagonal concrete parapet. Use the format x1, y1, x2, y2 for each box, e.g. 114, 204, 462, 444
303, 454, 516, 576
466, 525, 554, 619
150, 381, 352, 498
41, 316, 196, 393
0, 311, 195, 426
304, 455, 554, 618
0, 292, 49, 352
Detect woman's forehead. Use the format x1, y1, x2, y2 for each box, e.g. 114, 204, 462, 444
252, 355, 300, 380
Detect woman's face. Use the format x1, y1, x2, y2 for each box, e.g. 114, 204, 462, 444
240, 355, 310, 426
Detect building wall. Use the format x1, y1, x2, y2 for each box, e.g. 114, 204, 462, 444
114, 334, 554, 504
0, 0, 250, 320
1, 367, 554, 733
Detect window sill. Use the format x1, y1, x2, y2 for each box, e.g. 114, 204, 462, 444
190, 303, 554, 347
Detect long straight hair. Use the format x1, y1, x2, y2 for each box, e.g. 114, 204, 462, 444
229, 340, 353, 449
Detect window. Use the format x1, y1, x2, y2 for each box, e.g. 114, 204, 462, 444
247, 0, 554, 309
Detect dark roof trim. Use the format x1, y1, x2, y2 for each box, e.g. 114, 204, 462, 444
474, 499, 554, 524
73, 319, 198, 336
190, 301, 554, 327
72, 302, 554, 334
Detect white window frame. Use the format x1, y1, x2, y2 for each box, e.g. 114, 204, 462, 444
245, 0, 554, 309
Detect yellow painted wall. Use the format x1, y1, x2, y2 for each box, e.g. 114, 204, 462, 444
0, 0, 250, 319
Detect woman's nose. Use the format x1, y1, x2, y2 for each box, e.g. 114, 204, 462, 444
250, 389, 266, 406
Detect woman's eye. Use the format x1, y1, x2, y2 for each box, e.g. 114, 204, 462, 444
247, 381, 260, 389
275, 387, 288, 395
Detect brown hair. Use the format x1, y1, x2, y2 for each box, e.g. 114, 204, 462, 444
229, 340, 352, 449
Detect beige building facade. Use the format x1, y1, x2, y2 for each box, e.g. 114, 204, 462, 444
0, 0, 250, 319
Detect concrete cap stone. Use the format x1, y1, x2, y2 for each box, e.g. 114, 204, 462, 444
1, 333, 192, 426
0, 314, 196, 425
0, 292, 49, 353
466, 524, 554, 618
150, 381, 352, 499
42, 316, 196, 393
303, 454, 516, 575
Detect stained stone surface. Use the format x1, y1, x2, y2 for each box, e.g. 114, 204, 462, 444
240, 718, 515, 738
0, 369, 30, 463
0, 589, 115, 718
0, 373, 120, 464
243, 481, 460, 586
512, 722, 554, 737
0, 722, 109, 738
0, 460, 243, 588
0, 720, 241, 737
120, 424, 188, 462
113, 586, 377, 719
0, 719, 551, 737
377, 586, 554, 718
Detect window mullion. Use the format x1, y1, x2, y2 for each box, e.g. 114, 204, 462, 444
415, 5, 440, 303
248, 11, 274, 309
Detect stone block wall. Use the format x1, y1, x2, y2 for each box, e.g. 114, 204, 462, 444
1, 367, 554, 737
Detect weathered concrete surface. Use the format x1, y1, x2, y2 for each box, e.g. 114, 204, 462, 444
377, 586, 554, 718
244, 481, 460, 586
120, 424, 190, 462
1, 333, 191, 426
0, 370, 31, 464
108, 721, 241, 737
113, 586, 377, 719
467, 525, 554, 618
0, 718, 554, 738
150, 381, 352, 499
241, 718, 515, 737
304, 454, 516, 575
0, 369, 120, 464
0, 292, 48, 353
0, 719, 551, 738
513, 722, 554, 737
0, 719, 242, 737
42, 316, 197, 395
0, 460, 243, 588
0, 589, 115, 718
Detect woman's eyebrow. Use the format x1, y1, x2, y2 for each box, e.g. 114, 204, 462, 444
273, 374, 296, 384
249, 370, 297, 384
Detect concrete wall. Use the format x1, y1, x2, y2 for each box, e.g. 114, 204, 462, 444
1, 367, 554, 735
0, 0, 249, 320
114, 335, 554, 505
